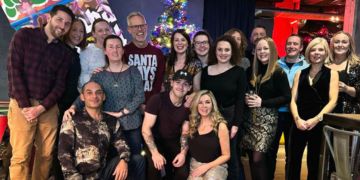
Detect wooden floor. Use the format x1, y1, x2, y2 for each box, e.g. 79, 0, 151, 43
241, 145, 308, 180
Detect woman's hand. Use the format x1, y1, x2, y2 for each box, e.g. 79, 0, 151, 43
190, 164, 210, 177
245, 94, 262, 108
230, 126, 238, 139
295, 117, 308, 131
306, 117, 320, 130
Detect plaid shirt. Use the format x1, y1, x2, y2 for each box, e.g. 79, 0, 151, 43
7, 27, 72, 109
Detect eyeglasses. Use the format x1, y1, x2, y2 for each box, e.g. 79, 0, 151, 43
129, 24, 147, 29
194, 41, 209, 47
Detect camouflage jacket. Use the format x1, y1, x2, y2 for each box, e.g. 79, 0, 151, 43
58, 110, 130, 179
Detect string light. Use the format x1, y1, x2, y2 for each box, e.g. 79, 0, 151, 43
150, 0, 198, 54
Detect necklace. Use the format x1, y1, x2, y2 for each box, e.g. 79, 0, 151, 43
108, 63, 123, 88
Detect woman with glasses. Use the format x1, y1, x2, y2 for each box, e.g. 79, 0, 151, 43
192, 30, 212, 68
163, 29, 202, 91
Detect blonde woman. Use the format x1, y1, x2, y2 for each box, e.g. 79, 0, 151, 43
188, 90, 230, 180
327, 31, 360, 113
242, 37, 291, 180
287, 37, 338, 180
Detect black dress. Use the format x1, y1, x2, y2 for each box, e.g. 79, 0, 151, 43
242, 65, 291, 152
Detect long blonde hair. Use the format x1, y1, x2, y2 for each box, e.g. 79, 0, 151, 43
329, 31, 360, 68
189, 90, 226, 138
250, 37, 279, 87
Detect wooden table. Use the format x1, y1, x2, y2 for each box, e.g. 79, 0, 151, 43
319, 113, 360, 180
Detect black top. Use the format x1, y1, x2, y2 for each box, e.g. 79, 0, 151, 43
145, 92, 190, 140
58, 46, 81, 113
200, 66, 247, 127
189, 130, 221, 163
297, 66, 331, 120
253, 66, 291, 108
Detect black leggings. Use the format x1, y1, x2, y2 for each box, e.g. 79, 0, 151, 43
247, 150, 268, 180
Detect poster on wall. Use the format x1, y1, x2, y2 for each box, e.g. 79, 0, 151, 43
0, 0, 125, 42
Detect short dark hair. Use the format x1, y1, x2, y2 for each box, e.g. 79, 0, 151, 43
92, 18, 109, 32
81, 81, 104, 93
103, 35, 125, 68
49, 4, 74, 23
254, 25, 267, 31
286, 34, 303, 47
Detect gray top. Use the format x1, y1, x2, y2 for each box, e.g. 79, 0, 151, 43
76, 66, 144, 130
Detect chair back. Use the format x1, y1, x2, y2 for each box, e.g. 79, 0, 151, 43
323, 125, 360, 180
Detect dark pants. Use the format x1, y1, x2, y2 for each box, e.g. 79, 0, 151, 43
267, 112, 292, 180
145, 138, 189, 180
220, 106, 245, 180
287, 123, 323, 180
122, 128, 145, 180
101, 154, 145, 180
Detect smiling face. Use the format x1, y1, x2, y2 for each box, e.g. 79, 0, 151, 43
127, 15, 148, 44
216, 40, 232, 64
104, 38, 124, 62
80, 82, 105, 109
173, 32, 189, 54
332, 33, 350, 57
251, 27, 266, 44
309, 44, 327, 64
286, 36, 303, 59
47, 10, 72, 39
197, 94, 213, 118
193, 34, 210, 57
66, 20, 85, 47
170, 79, 192, 99
256, 39, 270, 64
92, 21, 111, 45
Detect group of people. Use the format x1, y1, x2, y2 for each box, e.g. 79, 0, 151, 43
6, 4, 360, 180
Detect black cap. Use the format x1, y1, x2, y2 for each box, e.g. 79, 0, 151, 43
172, 70, 193, 84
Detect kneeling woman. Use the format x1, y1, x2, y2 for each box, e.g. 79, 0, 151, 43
188, 90, 230, 179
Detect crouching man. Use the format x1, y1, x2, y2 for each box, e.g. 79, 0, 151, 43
58, 81, 139, 179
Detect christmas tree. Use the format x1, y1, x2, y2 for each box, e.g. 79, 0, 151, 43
150, 0, 197, 54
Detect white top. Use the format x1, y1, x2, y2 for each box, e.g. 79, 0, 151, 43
78, 43, 105, 89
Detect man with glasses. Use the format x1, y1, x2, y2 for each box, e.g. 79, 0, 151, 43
142, 70, 192, 180
125, 12, 166, 107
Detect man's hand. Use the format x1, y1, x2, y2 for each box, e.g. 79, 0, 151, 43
172, 153, 186, 167
152, 151, 166, 170
63, 106, 76, 122
22, 105, 45, 122
112, 159, 128, 180
230, 126, 238, 139
190, 164, 210, 177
